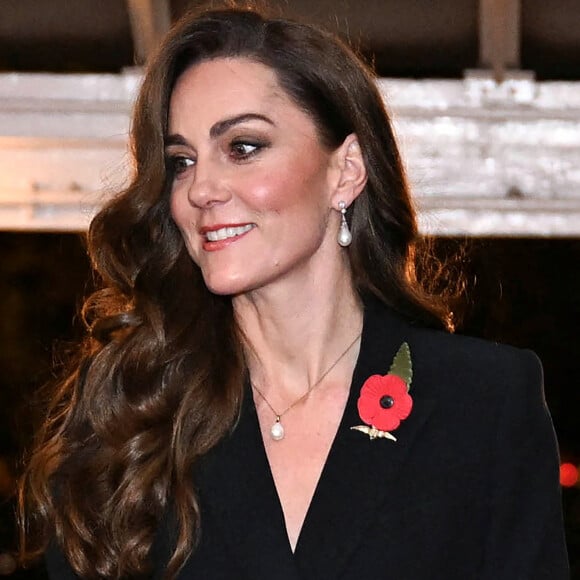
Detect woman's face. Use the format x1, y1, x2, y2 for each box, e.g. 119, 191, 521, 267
167, 57, 345, 297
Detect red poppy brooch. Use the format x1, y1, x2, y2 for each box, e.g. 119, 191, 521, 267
351, 342, 413, 441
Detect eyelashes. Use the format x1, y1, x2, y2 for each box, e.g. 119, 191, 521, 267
228, 138, 269, 160
165, 137, 270, 177
166, 155, 194, 177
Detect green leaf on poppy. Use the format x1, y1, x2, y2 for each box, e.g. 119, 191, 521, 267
389, 342, 413, 387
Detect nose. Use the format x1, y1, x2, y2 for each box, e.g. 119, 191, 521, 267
186, 160, 231, 209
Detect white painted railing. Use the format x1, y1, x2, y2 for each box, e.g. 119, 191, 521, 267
1, 70, 579, 235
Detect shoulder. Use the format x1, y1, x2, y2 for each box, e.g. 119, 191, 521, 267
365, 296, 541, 387
364, 297, 543, 405
409, 324, 541, 387
401, 326, 552, 450
407, 324, 544, 415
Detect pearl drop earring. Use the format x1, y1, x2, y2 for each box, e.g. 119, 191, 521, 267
337, 201, 352, 247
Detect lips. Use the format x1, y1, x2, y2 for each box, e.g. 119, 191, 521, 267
203, 223, 255, 242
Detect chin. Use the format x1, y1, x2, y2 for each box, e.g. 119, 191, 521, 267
201, 271, 253, 297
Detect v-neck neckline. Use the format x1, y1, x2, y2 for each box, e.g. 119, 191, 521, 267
243, 295, 396, 558
191, 297, 436, 580
246, 354, 358, 555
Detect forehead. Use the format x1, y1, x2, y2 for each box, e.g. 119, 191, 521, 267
169, 57, 290, 124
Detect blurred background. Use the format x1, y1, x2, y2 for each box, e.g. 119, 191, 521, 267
1, 0, 579, 577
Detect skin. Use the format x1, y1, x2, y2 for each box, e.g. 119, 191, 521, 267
169, 58, 345, 297
168, 57, 368, 551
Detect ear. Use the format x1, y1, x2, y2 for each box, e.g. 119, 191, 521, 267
329, 133, 368, 209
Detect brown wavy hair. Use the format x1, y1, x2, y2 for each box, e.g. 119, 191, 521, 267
19, 4, 455, 578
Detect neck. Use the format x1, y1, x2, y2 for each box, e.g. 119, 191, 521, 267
233, 264, 363, 403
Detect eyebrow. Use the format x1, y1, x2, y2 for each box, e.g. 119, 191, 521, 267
164, 133, 189, 148
165, 113, 275, 149
209, 113, 275, 139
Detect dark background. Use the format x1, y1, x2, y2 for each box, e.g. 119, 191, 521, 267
0, 233, 579, 576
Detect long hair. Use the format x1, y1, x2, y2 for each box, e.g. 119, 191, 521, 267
20, 5, 453, 579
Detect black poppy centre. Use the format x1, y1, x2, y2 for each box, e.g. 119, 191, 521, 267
379, 395, 395, 409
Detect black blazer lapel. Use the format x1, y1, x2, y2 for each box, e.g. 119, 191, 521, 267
194, 389, 302, 580
294, 298, 436, 580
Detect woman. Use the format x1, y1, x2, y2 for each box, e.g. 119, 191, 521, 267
20, 5, 568, 579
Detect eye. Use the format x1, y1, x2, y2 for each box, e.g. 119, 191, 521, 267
166, 155, 195, 177
229, 140, 265, 160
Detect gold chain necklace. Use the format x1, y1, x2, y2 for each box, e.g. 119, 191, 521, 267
251, 331, 362, 441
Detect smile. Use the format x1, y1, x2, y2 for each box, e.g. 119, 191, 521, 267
205, 224, 256, 241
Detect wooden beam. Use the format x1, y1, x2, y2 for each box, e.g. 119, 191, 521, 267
125, 0, 171, 65
479, 0, 521, 82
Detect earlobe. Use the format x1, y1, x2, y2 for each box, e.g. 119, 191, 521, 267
332, 133, 368, 207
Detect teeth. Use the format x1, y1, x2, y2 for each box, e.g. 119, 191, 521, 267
206, 224, 254, 242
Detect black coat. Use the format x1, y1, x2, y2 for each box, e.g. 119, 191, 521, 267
47, 298, 569, 579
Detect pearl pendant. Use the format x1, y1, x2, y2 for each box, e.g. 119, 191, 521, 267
337, 201, 352, 247
270, 418, 285, 441
338, 222, 352, 247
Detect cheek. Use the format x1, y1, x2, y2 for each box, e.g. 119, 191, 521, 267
169, 191, 200, 256
249, 183, 289, 211
277, 151, 332, 210
245, 167, 322, 213
235, 164, 292, 210
168, 192, 178, 222
169, 188, 190, 229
